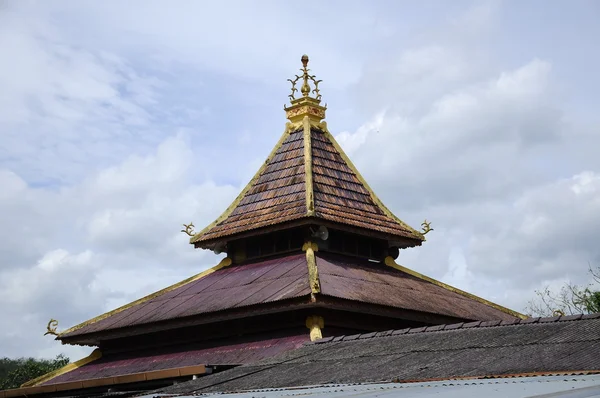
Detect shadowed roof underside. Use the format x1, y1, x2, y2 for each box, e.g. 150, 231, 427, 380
192, 125, 424, 248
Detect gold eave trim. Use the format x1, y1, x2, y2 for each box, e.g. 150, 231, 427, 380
3, 364, 207, 398
20, 349, 102, 388
384, 256, 526, 319
190, 123, 302, 245
59, 257, 233, 338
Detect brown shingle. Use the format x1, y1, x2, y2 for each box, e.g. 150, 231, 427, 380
192, 126, 423, 246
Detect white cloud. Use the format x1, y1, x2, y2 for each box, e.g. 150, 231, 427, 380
0, 132, 236, 358
1, 0, 600, 360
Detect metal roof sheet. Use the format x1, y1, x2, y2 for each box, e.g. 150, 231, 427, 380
61, 254, 311, 339
42, 334, 309, 386
153, 315, 600, 396
140, 375, 600, 398
317, 253, 516, 321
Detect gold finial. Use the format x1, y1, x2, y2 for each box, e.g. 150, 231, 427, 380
421, 219, 433, 235
284, 55, 327, 123
287, 54, 323, 101
44, 319, 59, 336
181, 222, 195, 237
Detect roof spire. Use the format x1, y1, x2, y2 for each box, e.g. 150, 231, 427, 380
284, 55, 327, 123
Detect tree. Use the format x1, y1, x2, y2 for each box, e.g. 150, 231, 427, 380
526, 264, 600, 317
0, 355, 69, 390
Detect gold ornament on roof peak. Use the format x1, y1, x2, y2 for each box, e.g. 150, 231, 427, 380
284, 55, 327, 123
287, 54, 323, 101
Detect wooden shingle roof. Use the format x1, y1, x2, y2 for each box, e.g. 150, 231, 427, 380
191, 55, 424, 249
191, 123, 424, 249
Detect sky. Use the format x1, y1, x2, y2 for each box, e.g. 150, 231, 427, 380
1, 0, 599, 361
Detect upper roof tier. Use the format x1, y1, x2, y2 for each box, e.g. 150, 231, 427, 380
190, 55, 424, 250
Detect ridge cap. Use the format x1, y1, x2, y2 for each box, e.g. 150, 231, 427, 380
308, 312, 600, 345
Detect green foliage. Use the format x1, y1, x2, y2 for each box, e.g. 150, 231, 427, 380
0, 355, 69, 390
526, 264, 600, 317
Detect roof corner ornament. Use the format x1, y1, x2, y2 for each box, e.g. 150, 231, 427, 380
181, 222, 195, 237
44, 319, 59, 336
421, 219, 433, 235
552, 309, 565, 317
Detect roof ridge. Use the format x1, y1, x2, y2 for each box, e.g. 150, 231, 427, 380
309, 313, 600, 345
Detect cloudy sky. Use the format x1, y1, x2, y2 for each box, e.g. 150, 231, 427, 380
1, 0, 599, 361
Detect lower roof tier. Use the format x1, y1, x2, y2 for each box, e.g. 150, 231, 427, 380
37, 332, 309, 387
157, 313, 600, 395
58, 252, 521, 344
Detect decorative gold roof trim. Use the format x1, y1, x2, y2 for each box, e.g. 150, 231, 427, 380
190, 122, 302, 245
2, 364, 207, 398
303, 116, 315, 216
302, 241, 320, 294
384, 256, 526, 319
305, 315, 324, 341
318, 123, 424, 240
20, 349, 102, 388
59, 257, 233, 338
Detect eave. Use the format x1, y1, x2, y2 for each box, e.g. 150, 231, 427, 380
1, 365, 207, 398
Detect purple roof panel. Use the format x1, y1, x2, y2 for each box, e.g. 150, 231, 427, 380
316, 253, 516, 322
236, 274, 310, 307
138, 295, 195, 324
61, 255, 311, 338
43, 333, 310, 385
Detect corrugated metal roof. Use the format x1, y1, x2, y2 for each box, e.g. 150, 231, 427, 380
316, 253, 516, 321
61, 254, 311, 339
140, 375, 600, 397
154, 315, 600, 396
42, 334, 309, 385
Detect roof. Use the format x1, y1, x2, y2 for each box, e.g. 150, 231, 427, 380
317, 253, 517, 321
143, 375, 600, 398
154, 313, 600, 395
59, 255, 311, 342
38, 334, 309, 387
58, 252, 519, 343
190, 58, 424, 249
